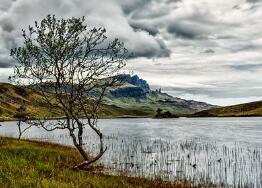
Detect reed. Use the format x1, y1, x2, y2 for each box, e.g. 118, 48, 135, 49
81, 134, 262, 187
3, 130, 262, 187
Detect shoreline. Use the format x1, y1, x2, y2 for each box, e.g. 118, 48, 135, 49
2, 115, 262, 122
0, 136, 208, 188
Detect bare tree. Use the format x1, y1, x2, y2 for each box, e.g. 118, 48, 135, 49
10, 15, 127, 169
13, 105, 31, 140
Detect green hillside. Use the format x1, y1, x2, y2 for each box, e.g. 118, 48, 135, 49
0, 76, 217, 120
0, 83, 149, 121
104, 89, 213, 116
0, 83, 60, 121
194, 101, 262, 117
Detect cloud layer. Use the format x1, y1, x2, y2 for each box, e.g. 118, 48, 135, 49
0, 0, 262, 105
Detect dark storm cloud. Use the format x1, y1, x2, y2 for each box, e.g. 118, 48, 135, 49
119, 0, 180, 18
0, 0, 171, 70
230, 63, 262, 71
0, 55, 13, 68
129, 39, 170, 58
167, 22, 207, 39
203, 49, 215, 54
0, 0, 262, 105
118, 0, 149, 15
246, 0, 262, 3
129, 21, 159, 36
119, 0, 262, 105
231, 45, 257, 53
1, 19, 15, 33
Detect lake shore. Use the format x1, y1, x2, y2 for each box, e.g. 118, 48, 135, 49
0, 115, 152, 122
0, 136, 209, 188
1, 117, 262, 187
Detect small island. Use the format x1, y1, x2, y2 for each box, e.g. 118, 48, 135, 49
154, 108, 179, 118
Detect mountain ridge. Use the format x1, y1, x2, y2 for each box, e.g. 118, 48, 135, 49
104, 74, 217, 115
0, 75, 217, 120
194, 100, 262, 117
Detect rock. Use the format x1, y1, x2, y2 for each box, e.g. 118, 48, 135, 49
110, 86, 146, 98
120, 74, 150, 92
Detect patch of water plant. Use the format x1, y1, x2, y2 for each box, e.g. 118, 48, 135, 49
2, 125, 262, 188
35, 133, 262, 187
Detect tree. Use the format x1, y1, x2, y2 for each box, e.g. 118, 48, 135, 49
13, 105, 30, 140
155, 108, 163, 118
10, 15, 127, 169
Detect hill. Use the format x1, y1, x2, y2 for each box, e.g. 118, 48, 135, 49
0, 83, 148, 120
0, 83, 61, 121
194, 101, 262, 117
104, 75, 217, 116
0, 75, 217, 120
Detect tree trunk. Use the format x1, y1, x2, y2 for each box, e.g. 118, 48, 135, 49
75, 145, 89, 161
73, 134, 107, 170
17, 121, 22, 140
69, 130, 89, 161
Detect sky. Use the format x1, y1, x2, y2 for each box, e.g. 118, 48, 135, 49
0, 0, 262, 106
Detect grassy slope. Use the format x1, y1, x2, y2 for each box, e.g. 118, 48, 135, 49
0, 82, 218, 120
105, 92, 198, 116
0, 83, 61, 121
0, 83, 149, 121
0, 137, 197, 188
194, 101, 262, 117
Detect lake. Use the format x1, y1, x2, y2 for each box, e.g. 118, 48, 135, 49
1, 117, 262, 187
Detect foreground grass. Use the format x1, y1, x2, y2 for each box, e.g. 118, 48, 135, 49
0, 137, 203, 188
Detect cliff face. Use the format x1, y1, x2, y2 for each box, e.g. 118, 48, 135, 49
110, 86, 146, 98
121, 75, 150, 92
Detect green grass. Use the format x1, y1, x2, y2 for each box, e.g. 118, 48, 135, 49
194, 100, 262, 117
0, 137, 200, 188
0, 82, 217, 120
104, 92, 195, 117
0, 83, 61, 120
0, 83, 150, 121
0, 82, 189, 121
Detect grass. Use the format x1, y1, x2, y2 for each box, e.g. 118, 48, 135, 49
194, 100, 262, 117
0, 82, 216, 121
104, 92, 196, 117
0, 83, 150, 121
0, 137, 200, 188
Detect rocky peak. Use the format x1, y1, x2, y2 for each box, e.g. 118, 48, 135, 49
122, 74, 150, 91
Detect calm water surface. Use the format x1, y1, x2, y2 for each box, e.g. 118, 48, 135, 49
1, 117, 262, 146
1, 117, 262, 187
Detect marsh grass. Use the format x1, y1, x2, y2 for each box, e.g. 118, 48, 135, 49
0, 137, 205, 188
6, 131, 261, 187
78, 134, 262, 187
1, 121, 262, 188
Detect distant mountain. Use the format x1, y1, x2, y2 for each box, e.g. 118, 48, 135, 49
105, 75, 217, 115
0, 75, 218, 120
194, 101, 262, 117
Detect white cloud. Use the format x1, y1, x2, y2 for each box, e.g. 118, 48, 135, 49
0, 0, 262, 105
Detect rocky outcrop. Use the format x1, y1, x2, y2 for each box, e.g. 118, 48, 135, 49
110, 86, 146, 98
121, 75, 150, 92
